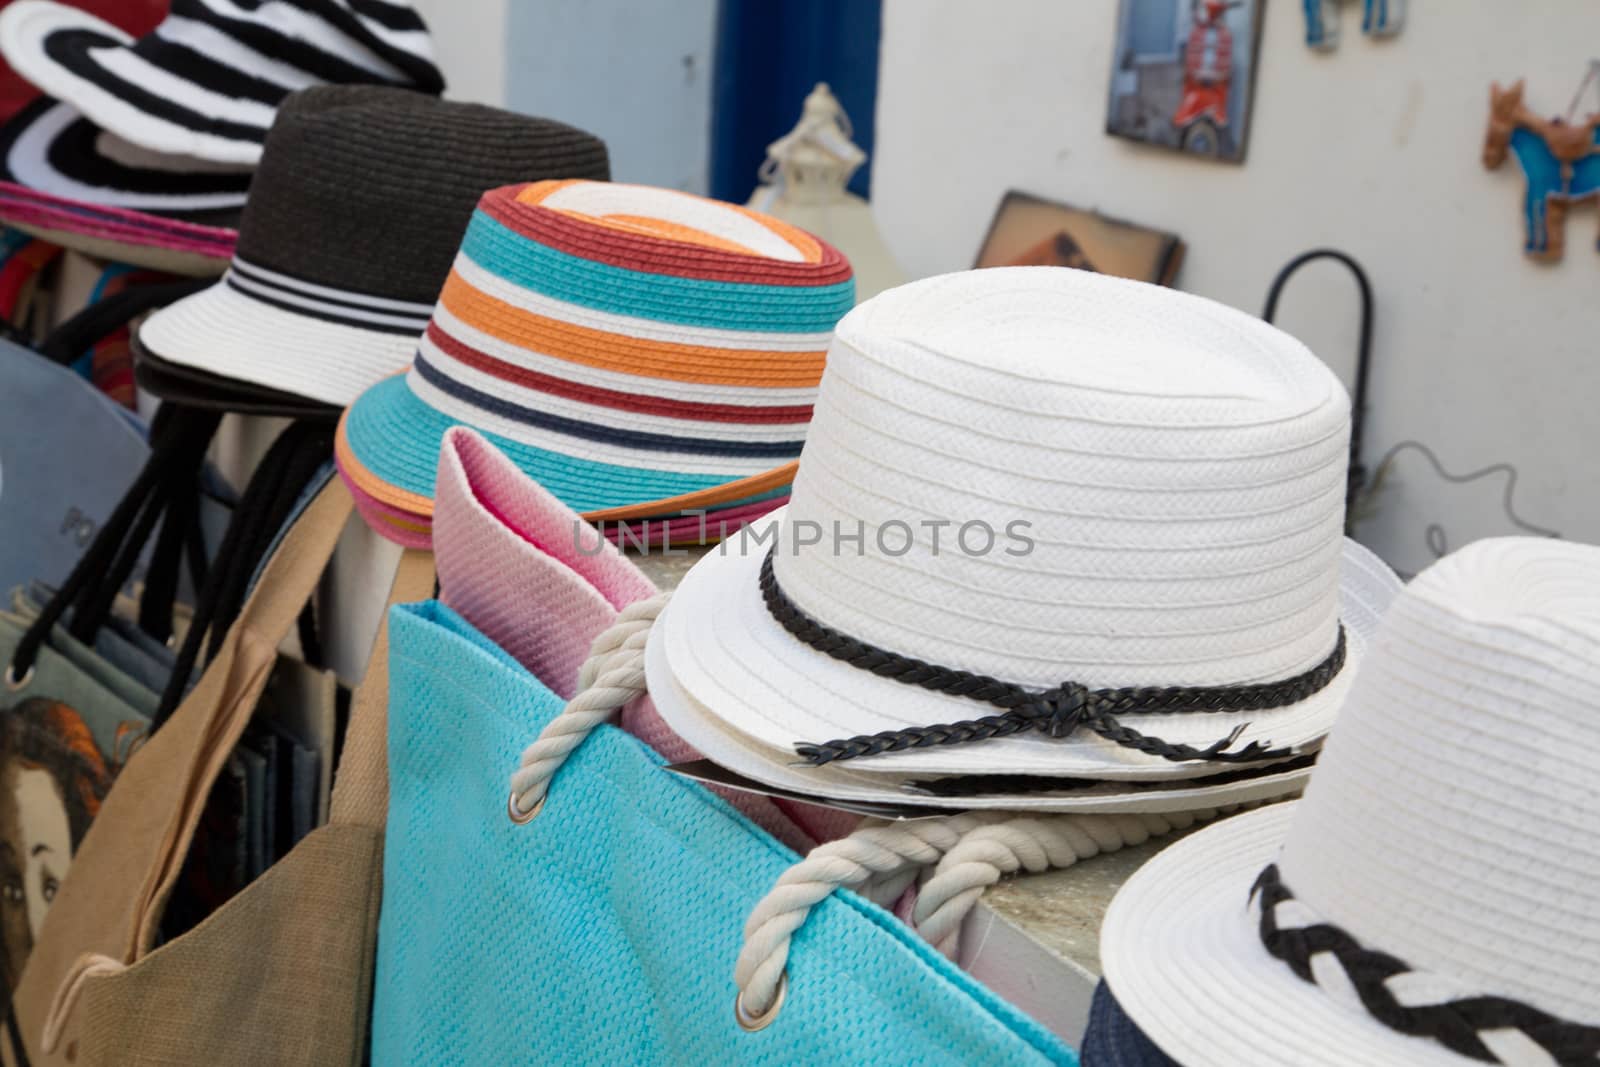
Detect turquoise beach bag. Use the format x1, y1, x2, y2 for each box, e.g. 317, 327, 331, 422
373, 600, 1074, 1066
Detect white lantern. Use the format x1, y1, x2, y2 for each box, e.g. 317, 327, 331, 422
747, 83, 907, 303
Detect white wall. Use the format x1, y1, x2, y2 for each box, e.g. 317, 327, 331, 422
874, 0, 1600, 575
410, 0, 716, 191
410, 0, 508, 106
504, 0, 717, 191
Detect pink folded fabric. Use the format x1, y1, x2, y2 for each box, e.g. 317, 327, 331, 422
431, 426, 855, 851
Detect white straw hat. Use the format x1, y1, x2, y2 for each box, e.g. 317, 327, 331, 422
652, 267, 1401, 790
1101, 536, 1600, 1066
649, 530, 1398, 813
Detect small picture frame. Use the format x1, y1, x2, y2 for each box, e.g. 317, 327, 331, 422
974, 190, 1185, 285
1105, 0, 1265, 163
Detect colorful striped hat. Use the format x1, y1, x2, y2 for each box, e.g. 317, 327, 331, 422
336, 179, 854, 539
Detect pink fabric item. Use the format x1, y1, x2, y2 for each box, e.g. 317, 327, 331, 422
434, 426, 652, 695
432, 426, 856, 851
0, 183, 237, 257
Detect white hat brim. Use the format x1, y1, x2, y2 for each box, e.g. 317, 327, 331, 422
1100, 803, 1471, 1066
0, 1, 264, 164
658, 508, 1402, 780
646, 625, 1319, 813
138, 278, 419, 406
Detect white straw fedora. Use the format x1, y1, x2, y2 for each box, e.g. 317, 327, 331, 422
648, 530, 1397, 815
651, 267, 1401, 793
1101, 536, 1600, 1067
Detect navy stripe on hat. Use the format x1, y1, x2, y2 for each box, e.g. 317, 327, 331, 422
413, 353, 808, 460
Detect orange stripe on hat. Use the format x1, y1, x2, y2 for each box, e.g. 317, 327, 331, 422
438, 271, 827, 388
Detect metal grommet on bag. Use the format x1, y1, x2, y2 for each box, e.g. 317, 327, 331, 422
507, 790, 544, 825
4, 663, 34, 692
735, 971, 787, 1032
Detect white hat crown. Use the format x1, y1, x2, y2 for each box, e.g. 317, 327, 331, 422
1278, 536, 1600, 1025
772, 266, 1352, 691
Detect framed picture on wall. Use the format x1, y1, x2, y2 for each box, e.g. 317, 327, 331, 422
1105, 0, 1264, 162
974, 191, 1185, 285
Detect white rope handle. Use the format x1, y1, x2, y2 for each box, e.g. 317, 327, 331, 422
911, 806, 1242, 956
735, 802, 1257, 1022
508, 593, 670, 817
734, 814, 1000, 1021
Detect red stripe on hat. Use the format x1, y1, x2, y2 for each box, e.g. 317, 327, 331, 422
479, 186, 854, 288
427, 322, 816, 425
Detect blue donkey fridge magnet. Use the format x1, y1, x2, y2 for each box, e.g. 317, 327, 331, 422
1303, 0, 1403, 51
1484, 67, 1600, 262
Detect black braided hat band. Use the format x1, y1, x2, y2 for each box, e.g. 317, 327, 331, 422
759, 549, 1347, 767
1251, 865, 1600, 1065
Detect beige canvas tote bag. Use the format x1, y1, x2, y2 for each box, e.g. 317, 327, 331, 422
5, 479, 432, 1066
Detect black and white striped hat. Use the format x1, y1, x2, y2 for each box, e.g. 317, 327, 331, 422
1100, 537, 1600, 1066
136, 85, 610, 407
0, 95, 249, 224
0, 92, 244, 275
0, 0, 444, 165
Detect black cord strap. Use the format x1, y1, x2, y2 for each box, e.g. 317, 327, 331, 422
760, 550, 1344, 767
902, 753, 1320, 799
153, 421, 333, 730
1251, 865, 1600, 1065
38, 277, 210, 366
1263, 249, 1374, 523
8, 407, 213, 679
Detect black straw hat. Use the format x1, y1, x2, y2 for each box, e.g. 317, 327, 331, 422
135, 85, 611, 407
